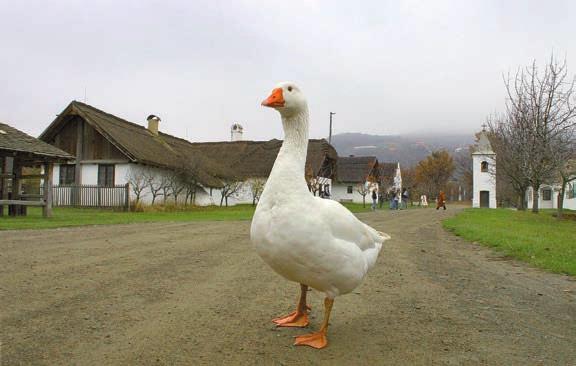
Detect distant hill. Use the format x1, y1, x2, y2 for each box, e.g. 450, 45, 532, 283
330, 132, 475, 167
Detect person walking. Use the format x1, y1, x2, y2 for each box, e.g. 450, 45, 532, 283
371, 189, 378, 211
401, 188, 409, 209
393, 191, 400, 210
436, 190, 446, 210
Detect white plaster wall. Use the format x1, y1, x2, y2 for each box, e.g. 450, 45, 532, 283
565, 194, 576, 210
81, 164, 99, 185
114, 163, 131, 185
331, 183, 375, 204
52, 164, 60, 184
526, 184, 576, 211
472, 154, 497, 208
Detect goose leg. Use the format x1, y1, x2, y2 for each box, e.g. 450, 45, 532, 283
272, 284, 310, 327
293, 297, 334, 349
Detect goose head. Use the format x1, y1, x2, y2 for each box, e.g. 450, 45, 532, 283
261, 82, 307, 118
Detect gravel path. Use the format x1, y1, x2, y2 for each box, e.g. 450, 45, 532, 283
1, 207, 575, 365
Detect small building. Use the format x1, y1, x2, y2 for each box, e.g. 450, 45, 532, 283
525, 167, 576, 211
0, 122, 73, 217
331, 156, 382, 203
472, 130, 497, 208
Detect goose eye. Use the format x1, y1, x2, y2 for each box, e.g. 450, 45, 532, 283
287, 86, 293, 92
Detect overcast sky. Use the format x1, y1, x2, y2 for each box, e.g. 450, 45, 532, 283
2, 0, 575, 142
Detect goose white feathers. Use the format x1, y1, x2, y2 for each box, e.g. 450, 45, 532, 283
250, 82, 390, 349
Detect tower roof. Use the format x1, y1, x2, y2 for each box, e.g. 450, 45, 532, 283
472, 131, 494, 155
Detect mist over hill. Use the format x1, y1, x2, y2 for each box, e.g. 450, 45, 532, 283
330, 132, 475, 167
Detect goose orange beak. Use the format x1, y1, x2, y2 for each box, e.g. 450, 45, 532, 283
261, 88, 285, 108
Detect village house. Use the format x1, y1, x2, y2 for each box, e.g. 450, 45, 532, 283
39, 101, 337, 206
331, 156, 398, 203
525, 174, 576, 211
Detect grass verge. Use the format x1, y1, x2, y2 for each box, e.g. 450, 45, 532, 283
443, 208, 576, 276
0, 202, 371, 231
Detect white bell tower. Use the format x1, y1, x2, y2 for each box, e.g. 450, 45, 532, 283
472, 127, 497, 208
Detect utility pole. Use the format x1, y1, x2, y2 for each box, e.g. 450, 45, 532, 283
329, 112, 336, 144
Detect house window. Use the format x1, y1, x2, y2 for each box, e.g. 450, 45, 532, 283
59, 165, 75, 185
347, 185, 353, 194
98, 164, 115, 187
542, 188, 552, 201
481, 161, 488, 172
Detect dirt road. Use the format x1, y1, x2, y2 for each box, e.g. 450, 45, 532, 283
1, 208, 575, 365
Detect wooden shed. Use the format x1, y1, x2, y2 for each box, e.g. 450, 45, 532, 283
0, 122, 74, 217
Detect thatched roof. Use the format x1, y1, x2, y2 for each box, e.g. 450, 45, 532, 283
336, 156, 378, 183
185, 139, 337, 180
40, 101, 337, 186
0, 122, 73, 162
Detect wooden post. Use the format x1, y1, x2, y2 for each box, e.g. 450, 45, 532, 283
124, 183, 130, 211
74, 118, 84, 205
0, 156, 5, 216
43, 163, 54, 217
10, 159, 22, 216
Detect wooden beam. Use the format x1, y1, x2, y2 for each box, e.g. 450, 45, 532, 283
20, 194, 44, 198
0, 200, 45, 206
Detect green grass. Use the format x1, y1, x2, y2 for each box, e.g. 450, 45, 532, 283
443, 208, 576, 276
0, 202, 371, 231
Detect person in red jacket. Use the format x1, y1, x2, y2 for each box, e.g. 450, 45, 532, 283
436, 191, 446, 210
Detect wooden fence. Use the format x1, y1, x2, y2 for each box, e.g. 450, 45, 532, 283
51, 184, 130, 209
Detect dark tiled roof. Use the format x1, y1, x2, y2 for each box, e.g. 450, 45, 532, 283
40, 101, 337, 185
0, 122, 73, 161
336, 156, 378, 183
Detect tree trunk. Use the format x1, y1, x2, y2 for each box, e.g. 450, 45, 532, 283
557, 180, 566, 219
362, 195, 366, 208
517, 187, 527, 211
531, 186, 540, 213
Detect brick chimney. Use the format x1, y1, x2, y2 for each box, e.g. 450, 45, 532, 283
231, 123, 243, 141
147, 115, 161, 136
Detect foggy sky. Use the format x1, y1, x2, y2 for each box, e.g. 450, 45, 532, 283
2, 0, 576, 142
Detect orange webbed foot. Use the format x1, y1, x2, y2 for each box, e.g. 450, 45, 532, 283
293, 331, 328, 349
272, 310, 309, 327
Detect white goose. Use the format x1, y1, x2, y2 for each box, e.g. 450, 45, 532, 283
251, 82, 390, 349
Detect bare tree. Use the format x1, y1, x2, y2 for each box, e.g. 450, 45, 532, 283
142, 169, 164, 205
166, 171, 186, 204
501, 55, 576, 212
249, 178, 266, 205
453, 150, 473, 201
356, 183, 369, 208
487, 116, 531, 210
159, 175, 172, 204
126, 169, 147, 205
220, 180, 244, 207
